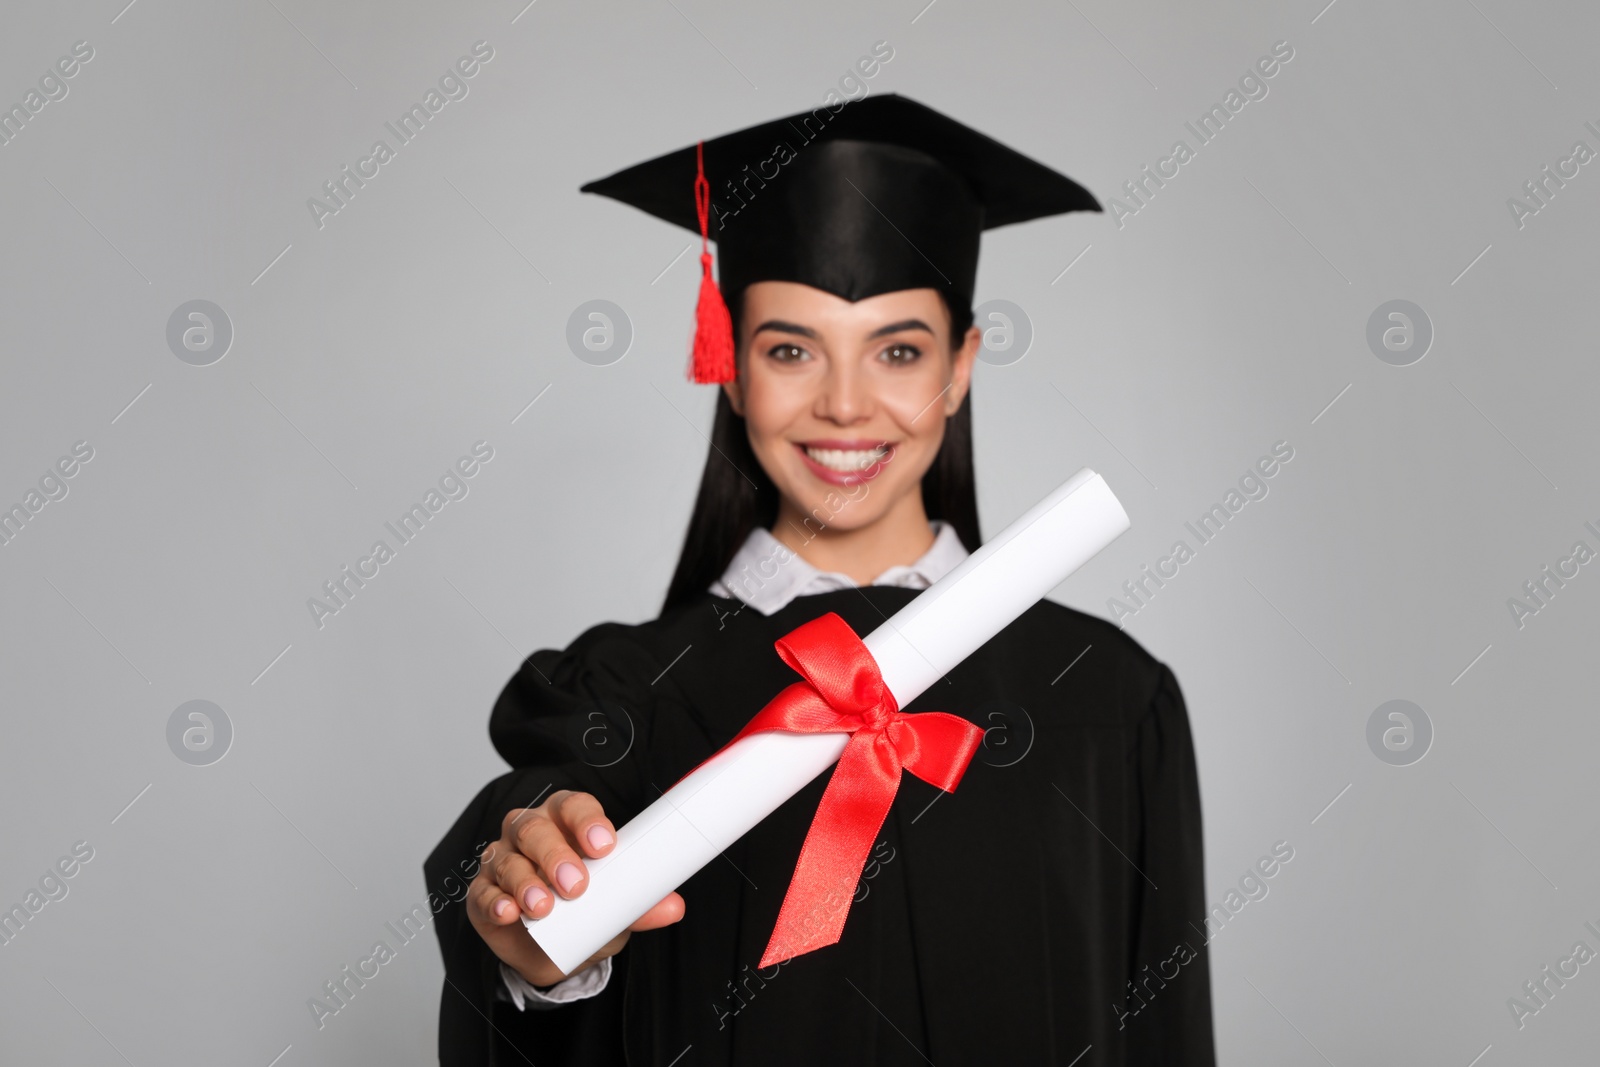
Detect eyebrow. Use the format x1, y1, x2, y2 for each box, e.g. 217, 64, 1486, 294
752, 319, 820, 340
751, 318, 936, 341
865, 319, 935, 339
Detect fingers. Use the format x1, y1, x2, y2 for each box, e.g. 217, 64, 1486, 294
627, 892, 686, 932
548, 791, 617, 858
466, 870, 568, 988
468, 866, 528, 928
581, 894, 684, 964
506, 792, 614, 901
468, 797, 681, 990
486, 844, 554, 920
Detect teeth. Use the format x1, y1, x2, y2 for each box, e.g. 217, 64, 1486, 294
805, 446, 888, 472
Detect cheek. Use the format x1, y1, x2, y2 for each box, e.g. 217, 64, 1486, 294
878, 368, 953, 443
894, 418, 948, 481
739, 376, 808, 453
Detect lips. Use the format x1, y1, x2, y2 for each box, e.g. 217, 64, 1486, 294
793, 440, 895, 487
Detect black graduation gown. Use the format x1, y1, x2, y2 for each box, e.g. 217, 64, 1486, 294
426, 586, 1215, 1066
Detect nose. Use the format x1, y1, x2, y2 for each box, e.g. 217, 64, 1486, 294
815, 360, 872, 425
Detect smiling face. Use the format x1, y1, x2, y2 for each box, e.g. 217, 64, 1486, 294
722, 281, 980, 541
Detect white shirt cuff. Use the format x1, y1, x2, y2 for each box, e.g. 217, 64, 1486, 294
499, 955, 612, 1010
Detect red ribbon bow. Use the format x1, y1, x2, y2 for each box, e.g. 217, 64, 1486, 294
715, 612, 983, 967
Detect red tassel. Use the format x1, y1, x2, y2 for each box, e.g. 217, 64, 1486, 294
690, 141, 736, 384
692, 253, 735, 384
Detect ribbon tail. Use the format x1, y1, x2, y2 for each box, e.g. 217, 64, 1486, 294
758, 732, 900, 968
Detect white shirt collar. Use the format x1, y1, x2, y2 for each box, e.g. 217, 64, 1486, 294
708, 520, 969, 616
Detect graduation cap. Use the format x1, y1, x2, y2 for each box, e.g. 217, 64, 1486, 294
580, 93, 1100, 384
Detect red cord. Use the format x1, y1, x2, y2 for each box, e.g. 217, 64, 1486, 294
690, 140, 735, 384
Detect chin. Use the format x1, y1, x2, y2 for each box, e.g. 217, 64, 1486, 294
785, 502, 886, 539
780, 470, 908, 532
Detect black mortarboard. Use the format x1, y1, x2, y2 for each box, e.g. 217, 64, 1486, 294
580, 93, 1100, 383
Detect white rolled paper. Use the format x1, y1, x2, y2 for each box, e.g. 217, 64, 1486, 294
527, 467, 1131, 974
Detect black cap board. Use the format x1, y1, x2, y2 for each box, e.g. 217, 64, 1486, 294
580, 93, 1100, 324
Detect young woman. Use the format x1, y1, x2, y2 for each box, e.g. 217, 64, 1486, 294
428, 95, 1214, 1065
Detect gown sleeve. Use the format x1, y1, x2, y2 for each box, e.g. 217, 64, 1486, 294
1124, 661, 1216, 1064
425, 623, 667, 1067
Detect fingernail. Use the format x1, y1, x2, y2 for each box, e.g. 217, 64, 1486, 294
522, 886, 548, 913
494, 899, 513, 919
586, 824, 615, 851
555, 862, 583, 895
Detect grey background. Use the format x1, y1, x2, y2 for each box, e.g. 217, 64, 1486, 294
1, 0, 1595, 1063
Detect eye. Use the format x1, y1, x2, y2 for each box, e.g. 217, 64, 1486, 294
879, 343, 922, 366
766, 343, 810, 364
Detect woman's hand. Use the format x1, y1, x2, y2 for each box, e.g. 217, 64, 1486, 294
467, 789, 685, 989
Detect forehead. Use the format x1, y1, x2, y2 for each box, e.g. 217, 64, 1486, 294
741, 282, 948, 331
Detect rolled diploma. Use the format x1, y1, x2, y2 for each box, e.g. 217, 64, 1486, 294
527, 467, 1131, 974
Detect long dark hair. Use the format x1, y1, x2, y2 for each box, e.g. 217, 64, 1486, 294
662, 295, 980, 612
